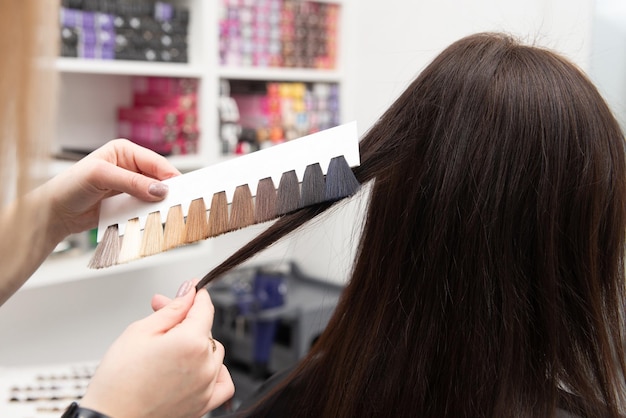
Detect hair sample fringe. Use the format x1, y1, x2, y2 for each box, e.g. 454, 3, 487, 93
255, 177, 277, 223
325, 155, 360, 201
163, 204, 186, 250
300, 163, 326, 206
185, 198, 208, 243
276, 170, 301, 215
88, 224, 120, 269
229, 184, 255, 231
118, 217, 142, 264
208, 191, 229, 237
140, 211, 164, 257
90, 153, 361, 270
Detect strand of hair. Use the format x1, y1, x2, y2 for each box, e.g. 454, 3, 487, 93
197, 201, 334, 290
208, 191, 229, 237
140, 211, 165, 257
163, 204, 186, 250
118, 217, 142, 264
229, 184, 255, 231
185, 198, 209, 243
276, 170, 301, 215
88, 224, 120, 269
255, 177, 278, 223
325, 155, 360, 201
300, 163, 326, 207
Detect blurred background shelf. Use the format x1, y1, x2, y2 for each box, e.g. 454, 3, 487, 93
56, 57, 205, 77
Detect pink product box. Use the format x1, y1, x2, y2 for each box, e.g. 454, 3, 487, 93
132, 92, 198, 110
118, 107, 180, 126
132, 77, 199, 96
171, 137, 199, 155
231, 94, 270, 129
118, 119, 177, 151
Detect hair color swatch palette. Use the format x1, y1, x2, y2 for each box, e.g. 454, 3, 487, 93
89, 122, 360, 269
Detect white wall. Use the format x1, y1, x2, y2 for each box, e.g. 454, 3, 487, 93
1, 0, 598, 366
589, 0, 626, 129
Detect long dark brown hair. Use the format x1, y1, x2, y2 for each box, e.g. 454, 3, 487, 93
199, 33, 626, 417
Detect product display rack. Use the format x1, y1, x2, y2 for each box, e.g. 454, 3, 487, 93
39, 0, 353, 288
54, 0, 353, 175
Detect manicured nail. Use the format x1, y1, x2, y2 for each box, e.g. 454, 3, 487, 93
148, 182, 169, 198
176, 280, 192, 298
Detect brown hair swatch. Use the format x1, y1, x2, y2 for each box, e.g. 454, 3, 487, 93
255, 177, 277, 223
229, 184, 255, 231
276, 170, 301, 215
185, 198, 208, 243
208, 191, 229, 237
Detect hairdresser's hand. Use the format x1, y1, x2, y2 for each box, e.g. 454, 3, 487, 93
44, 139, 180, 237
81, 280, 234, 418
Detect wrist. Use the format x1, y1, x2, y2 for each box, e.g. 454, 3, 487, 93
61, 402, 112, 418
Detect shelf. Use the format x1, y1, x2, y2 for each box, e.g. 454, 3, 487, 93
56, 57, 205, 78
48, 154, 211, 178
218, 66, 344, 83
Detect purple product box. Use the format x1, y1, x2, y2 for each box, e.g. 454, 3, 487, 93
155, 2, 174, 22
98, 29, 116, 48
101, 46, 115, 60
81, 11, 96, 30
81, 29, 97, 45
96, 13, 115, 30
79, 42, 97, 59
60, 7, 81, 27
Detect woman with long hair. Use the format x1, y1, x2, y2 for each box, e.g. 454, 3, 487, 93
197, 32, 626, 417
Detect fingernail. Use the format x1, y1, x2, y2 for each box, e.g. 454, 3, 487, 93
176, 280, 192, 298
148, 182, 169, 198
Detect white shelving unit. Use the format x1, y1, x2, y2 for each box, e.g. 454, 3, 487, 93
43, 0, 354, 286
55, 0, 353, 173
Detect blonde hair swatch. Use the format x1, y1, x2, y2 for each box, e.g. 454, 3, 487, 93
163, 204, 186, 250
118, 218, 142, 264
140, 211, 164, 257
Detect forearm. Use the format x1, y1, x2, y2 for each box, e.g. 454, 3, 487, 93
0, 184, 68, 305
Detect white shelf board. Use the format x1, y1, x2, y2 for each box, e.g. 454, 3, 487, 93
218, 66, 344, 82
56, 57, 205, 78
48, 154, 210, 178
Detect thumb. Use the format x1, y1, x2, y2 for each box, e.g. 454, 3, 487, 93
142, 280, 195, 334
